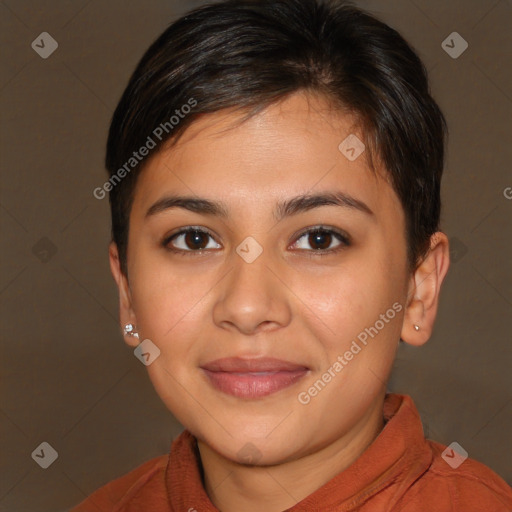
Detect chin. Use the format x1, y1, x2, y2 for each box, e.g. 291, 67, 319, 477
199, 428, 305, 466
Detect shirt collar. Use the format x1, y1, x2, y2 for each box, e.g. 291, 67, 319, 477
165, 394, 432, 510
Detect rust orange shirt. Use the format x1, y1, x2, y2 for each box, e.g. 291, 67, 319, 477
71, 394, 512, 511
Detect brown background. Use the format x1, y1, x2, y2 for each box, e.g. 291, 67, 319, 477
1, 0, 511, 510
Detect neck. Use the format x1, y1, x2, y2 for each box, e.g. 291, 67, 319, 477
197, 394, 385, 512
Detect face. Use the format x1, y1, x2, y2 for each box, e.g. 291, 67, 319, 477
113, 92, 414, 465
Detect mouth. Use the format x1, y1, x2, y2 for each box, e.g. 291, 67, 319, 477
200, 357, 310, 399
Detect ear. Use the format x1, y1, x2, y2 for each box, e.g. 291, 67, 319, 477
109, 242, 139, 348
401, 232, 450, 347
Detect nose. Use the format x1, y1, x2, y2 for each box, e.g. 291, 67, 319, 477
212, 245, 292, 335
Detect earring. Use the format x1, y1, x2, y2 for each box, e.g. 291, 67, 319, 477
124, 323, 140, 339
414, 324, 420, 331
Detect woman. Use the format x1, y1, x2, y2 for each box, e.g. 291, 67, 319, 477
75, 0, 512, 510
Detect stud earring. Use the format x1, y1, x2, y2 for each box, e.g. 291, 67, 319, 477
124, 323, 140, 339
414, 324, 420, 331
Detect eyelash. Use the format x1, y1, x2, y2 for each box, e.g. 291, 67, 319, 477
162, 225, 351, 257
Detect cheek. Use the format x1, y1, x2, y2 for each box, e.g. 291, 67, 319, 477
293, 259, 380, 324
130, 260, 212, 344
128, 265, 211, 414
295, 254, 404, 358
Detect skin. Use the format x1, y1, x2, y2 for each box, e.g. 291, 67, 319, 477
109, 91, 450, 511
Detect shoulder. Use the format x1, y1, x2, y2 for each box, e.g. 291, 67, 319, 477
70, 454, 169, 511
398, 440, 512, 511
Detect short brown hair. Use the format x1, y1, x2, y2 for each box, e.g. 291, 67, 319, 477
106, 0, 447, 276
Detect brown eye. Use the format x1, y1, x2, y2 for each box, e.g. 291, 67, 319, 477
165, 228, 221, 252
183, 230, 209, 250
292, 227, 350, 254
308, 230, 333, 250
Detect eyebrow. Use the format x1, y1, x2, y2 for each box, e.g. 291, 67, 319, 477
145, 191, 374, 221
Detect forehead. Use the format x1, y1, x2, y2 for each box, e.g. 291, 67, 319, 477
131, 92, 398, 220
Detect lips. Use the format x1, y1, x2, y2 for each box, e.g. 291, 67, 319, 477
200, 357, 309, 399
201, 357, 308, 372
